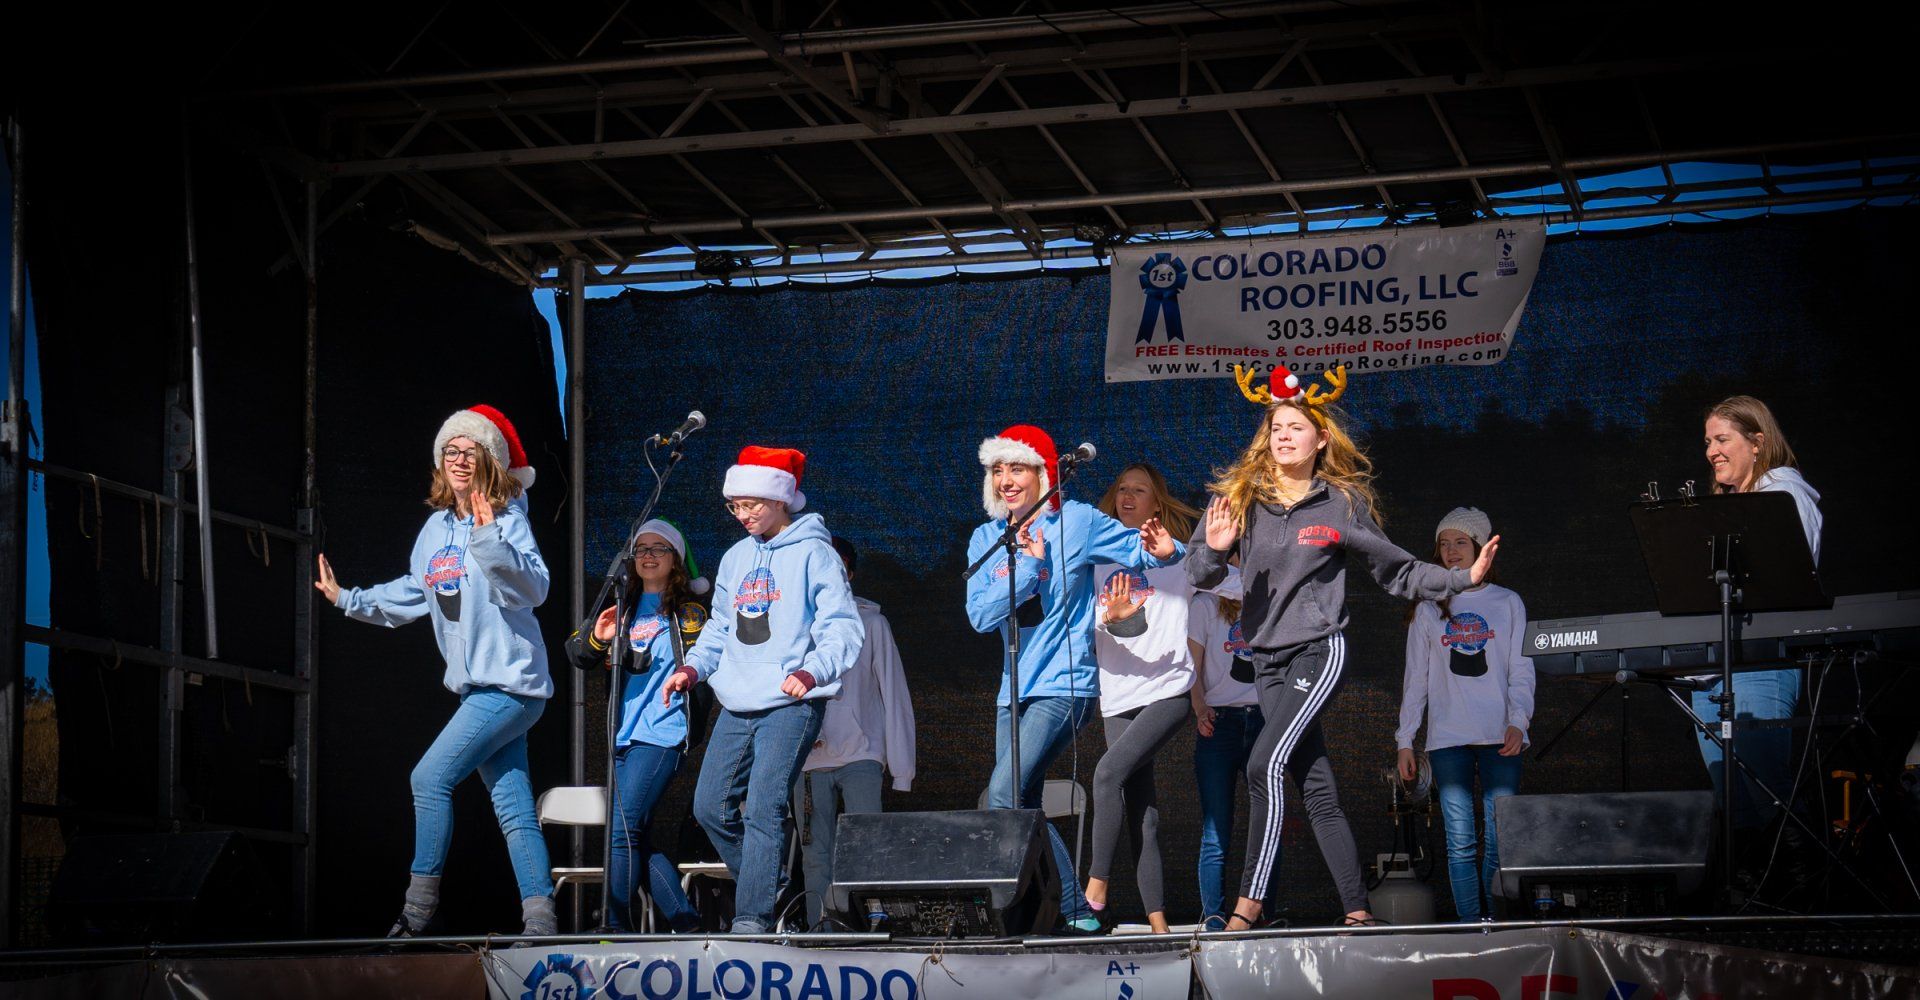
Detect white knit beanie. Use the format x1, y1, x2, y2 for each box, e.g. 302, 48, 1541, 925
1435, 506, 1492, 545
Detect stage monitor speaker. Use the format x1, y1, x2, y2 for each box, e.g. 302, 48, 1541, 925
1496, 791, 1713, 917
48, 831, 278, 945
825, 809, 1059, 937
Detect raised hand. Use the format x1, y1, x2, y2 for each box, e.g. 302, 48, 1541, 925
1100, 573, 1142, 624
1469, 534, 1501, 585
314, 554, 342, 604
471, 489, 496, 527
594, 606, 620, 643
1204, 495, 1241, 552
1017, 520, 1046, 561
1139, 516, 1176, 560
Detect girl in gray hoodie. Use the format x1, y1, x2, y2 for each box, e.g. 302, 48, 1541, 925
1187, 365, 1499, 930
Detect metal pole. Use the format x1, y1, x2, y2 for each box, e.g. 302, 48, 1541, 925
181, 118, 219, 659
566, 258, 587, 926
289, 178, 320, 934
1, 115, 28, 947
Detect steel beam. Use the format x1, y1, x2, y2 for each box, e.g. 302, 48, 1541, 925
490, 133, 1920, 246
318, 56, 1737, 178
227, 0, 1406, 99
570, 182, 1920, 285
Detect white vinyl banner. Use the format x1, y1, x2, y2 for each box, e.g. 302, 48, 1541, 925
1194, 927, 1917, 999
484, 939, 1191, 1000
1105, 222, 1545, 384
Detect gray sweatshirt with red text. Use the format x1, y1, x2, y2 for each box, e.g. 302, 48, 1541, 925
1185, 482, 1470, 652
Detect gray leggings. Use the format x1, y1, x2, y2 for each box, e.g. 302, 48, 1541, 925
1088, 693, 1192, 915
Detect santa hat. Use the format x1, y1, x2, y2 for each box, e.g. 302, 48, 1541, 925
1435, 506, 1492, 546
635, 517, 710, 595
722, 446, 807, 512
434, 404, 536, 488
978, 424, 1060, 520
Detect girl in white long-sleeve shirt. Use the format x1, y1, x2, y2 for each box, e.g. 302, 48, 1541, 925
1395, 507, 1534, 922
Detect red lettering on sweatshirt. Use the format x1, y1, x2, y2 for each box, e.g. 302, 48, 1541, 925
1296, 525, 1341, 547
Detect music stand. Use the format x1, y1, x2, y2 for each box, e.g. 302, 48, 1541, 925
1629, 490, 1826, 902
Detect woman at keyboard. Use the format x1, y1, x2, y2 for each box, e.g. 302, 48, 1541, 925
1698, 396, 1821, 854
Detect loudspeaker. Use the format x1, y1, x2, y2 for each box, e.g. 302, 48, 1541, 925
1495, 791, 1714, 917
48, 831, 278, 944
825, 809, 1060, 937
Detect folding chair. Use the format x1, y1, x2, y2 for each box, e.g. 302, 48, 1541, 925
537, 785, 655, 932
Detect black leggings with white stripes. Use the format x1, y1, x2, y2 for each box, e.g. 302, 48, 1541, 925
1238, 632, 1369, 913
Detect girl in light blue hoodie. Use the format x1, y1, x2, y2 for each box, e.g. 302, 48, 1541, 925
316, 406, 556, 939
663, 446, 862, 934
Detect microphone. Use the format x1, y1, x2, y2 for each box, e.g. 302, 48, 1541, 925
1058, 441, 1097, 469
653, 410, 706, 447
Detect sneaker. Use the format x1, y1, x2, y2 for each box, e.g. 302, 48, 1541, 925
387, 911, 437, 939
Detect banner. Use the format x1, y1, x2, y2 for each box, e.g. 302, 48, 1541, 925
484, 939, 1191, 1000
1105, 222, 1545, 383
1193, 927, 1917, 999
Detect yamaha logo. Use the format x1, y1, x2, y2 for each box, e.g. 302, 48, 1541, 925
1538, 630, 1600, 650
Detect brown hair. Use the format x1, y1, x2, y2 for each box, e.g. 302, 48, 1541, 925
1208, 400, 1382, 527
1705, 395, 1799, 494
1215, 594, 1243, 625
1097, 462, 1201, 542
633, 549, 703, 621
426, 444, 523, 512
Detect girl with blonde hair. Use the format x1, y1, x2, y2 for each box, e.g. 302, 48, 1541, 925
1188, 365, 1500, 929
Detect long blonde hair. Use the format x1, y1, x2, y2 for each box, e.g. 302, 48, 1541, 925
1097, 461, 1200, 542
1208, 400, 1381, 526
426, 446, 523, 512
1706, 395, 1799, 494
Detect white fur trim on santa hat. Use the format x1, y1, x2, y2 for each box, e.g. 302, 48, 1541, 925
978, 436, 1052, 520
635, 518, 710, 594
1435, 506, 1493, 545
722, 465, 806, 512
434, 411, 509, 471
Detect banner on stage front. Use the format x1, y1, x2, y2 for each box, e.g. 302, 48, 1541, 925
1193, 927, 1917, 999
1105, 222, 1545, 384
485, 938, 1191, 1000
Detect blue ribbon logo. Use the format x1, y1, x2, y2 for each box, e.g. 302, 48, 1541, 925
1136, 253, 1187, 342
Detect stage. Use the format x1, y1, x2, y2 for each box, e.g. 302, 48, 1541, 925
3, 915, 1918, 999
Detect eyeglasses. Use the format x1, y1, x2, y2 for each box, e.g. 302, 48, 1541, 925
441, 446, 479, 464
724, 499, 770, 516
634, 545, 676, 558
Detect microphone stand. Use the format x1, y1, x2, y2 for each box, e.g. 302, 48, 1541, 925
585, 437, 686, 931
961, 459, 1085, 810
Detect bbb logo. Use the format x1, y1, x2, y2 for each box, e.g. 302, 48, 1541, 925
1106, 959, 1144, 1000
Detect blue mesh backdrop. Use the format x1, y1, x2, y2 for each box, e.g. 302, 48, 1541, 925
582, 212, 1920, 924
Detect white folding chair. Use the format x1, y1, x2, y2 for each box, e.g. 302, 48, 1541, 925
537, 785, 655, 932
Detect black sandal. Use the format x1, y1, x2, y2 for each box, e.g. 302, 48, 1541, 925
1342, 915, 1390, 927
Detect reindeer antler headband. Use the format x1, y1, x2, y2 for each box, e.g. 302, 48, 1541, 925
1233, 363, 1348, 407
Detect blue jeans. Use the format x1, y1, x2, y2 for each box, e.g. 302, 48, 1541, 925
609, 742, 699, 932
693, 700, 825, 933
793, 759, 884, 928
1428, 744, 1522, 922
986, 694, 1097, 923
1194, 705, 1267, 921
1691, 667, 1799, 831
410, 687, 552, 900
